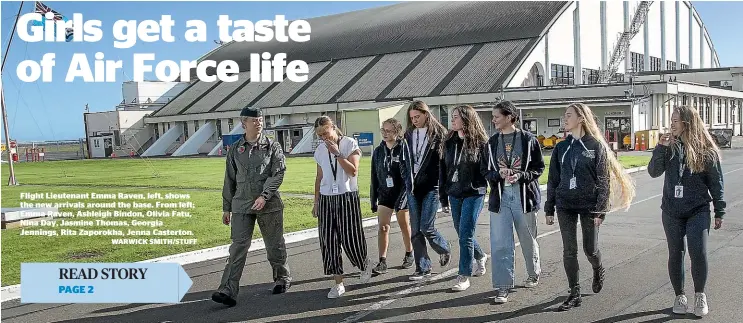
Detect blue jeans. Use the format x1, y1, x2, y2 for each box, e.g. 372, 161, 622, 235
449, 195, 486, 276
490, 186, 541, 290
408, 190, 451, 273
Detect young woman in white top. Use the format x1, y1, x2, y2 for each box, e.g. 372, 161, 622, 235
312, 116, 373, 299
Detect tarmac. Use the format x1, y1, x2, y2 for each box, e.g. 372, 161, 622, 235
2, 148, 743, 323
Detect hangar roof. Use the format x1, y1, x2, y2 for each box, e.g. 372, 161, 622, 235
151, 1, 568, 118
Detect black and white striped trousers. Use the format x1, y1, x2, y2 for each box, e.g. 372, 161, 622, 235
317, 191, 368, 276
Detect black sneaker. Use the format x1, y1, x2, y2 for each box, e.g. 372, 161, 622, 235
493, 289, 509, 304
372, 261, 388, 275
593, 266, 606, 293
272, 278, 291, 294
401, 254, 414, 269
211, 292, 237, 307
440, 253, 451, 267
557, 287, 582, 311
409, 270, 432, 281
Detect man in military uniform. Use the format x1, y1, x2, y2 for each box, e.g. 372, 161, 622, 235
212, 106, 292, 307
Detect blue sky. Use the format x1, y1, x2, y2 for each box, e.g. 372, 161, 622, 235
1, 1, 742, 142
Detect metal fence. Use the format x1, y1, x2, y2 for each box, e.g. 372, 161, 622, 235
15, 139, 88, 162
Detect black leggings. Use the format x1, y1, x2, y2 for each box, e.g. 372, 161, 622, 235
557, 210, 602, 290
662, 210, 710, 295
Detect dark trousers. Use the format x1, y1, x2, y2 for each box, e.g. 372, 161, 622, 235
557, 209, 602, 290
408, 190, 451, 272
662, 210, 710, 295
317, 191, 369, 276
218, 210, 291, 298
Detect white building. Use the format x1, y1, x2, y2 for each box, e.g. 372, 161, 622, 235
138, 1, 742, 157
84, 81, 189, 158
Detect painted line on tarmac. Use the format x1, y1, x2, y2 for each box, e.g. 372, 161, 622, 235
337, 166, 743, 323
337, 228, 562, 323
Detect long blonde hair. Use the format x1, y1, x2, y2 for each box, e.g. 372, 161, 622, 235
672, 105, 720, 173
568, 103, 636, 212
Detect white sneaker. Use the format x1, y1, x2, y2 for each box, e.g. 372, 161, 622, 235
693, 292, 709, 317
473, 254, 488, 277
524, 276, 539, 288
327, 283, 345, 299
673, 295, 688, 314
359, 258, 373, 284
451, 275, 470, 292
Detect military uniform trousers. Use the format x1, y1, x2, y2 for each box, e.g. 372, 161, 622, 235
218, 210, 291, 298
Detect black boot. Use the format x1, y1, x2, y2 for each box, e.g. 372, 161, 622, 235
557, 287, 582, 311
593, 266, 606, 293
211, 292, 237, 307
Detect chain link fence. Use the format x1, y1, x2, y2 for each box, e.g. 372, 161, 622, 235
14, 139, 88, 162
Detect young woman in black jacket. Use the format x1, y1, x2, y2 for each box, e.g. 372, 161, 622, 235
480, 101, 545, 304
440, 105, 490, 292
545, 103, 635, 311
400, 100, 452, 281
370, 118, 414, 274
648, 106, 725, 317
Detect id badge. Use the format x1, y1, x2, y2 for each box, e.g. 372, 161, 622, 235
332, 183, 339, 194
452, 170, 459, 182
569, 177, 577, 190
386, 176, 394, 188
674, 185, 684, 198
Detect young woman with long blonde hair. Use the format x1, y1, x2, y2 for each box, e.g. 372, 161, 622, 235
648, 106, 725, 317
545, 103, 636, 311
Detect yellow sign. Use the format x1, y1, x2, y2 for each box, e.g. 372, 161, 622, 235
1, 144, 5, 152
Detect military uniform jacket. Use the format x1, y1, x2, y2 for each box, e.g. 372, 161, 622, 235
222, 134, 286, 214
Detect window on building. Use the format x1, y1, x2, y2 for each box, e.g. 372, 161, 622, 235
582, 68, 600, 84
551, 64, 575, 85
717, 99, 723, 124
693, 97, 698, 110
731, 100, 737, 123
631, 52, 645, 72
650, 56, 662, 71
228, 118, 234, 132
613, 73, 625, 82
194, 120, 199, 132
739, 100, 743, 122
681, 63, 689, 70
666, 60, 677, 70
439, 106, 449, 127
154, 127, 159, 140
182, 121, 189, 141
705, 98, 712, 124
216, 120, 222, 140
682, 95, 688, 106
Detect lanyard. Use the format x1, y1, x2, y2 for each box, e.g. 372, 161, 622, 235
500, 132, 518, 167
327, 138, 341, 182
677, 144, 685, 184
384, 143, 399, 173
454, 141, 464, 166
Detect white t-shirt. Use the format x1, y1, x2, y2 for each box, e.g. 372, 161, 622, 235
412, 127, 429, 175
314, 136, 362, 196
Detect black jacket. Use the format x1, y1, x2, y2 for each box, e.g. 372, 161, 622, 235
439, 134, 488, 207
544, 134, 610, 218
400, 129, 444, 199
480, 130, 545, 214
370, 140, 406, 212
647, 141, 726, 218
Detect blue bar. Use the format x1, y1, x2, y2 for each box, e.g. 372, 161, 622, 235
20, 262, 193, 304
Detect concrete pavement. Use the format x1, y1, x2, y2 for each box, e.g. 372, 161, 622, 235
2, 149, 743, 323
